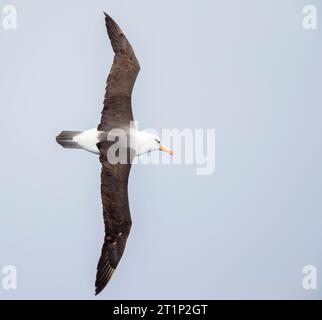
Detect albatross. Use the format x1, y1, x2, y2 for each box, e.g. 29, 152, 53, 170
56, 13, 173, 295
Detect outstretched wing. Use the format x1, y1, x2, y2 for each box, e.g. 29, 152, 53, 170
95, 148, 132, 295
98, 13, 140, 131
95, 13, 138, 296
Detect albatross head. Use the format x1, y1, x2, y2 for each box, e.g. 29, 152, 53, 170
135, 131, 174, 156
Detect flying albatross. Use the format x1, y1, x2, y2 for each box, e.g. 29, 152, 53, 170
56, 13, 173, 295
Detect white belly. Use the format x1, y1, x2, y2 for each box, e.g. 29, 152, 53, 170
73, 128, 100, 154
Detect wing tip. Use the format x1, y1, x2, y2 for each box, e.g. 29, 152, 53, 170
95, 287, 103, 296
103, 12, 122, 39
94, 262, 115, 296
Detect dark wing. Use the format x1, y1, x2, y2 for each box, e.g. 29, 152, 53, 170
95, 147, 132, 295
98, 13, 140, 131
95, 13, 138, 296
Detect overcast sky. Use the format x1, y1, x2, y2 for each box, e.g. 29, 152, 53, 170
0, 0, 322, 299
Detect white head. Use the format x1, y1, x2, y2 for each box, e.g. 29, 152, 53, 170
135, 131, 173, 156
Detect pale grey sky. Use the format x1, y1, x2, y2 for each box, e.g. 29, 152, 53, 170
0, 0, 321, 299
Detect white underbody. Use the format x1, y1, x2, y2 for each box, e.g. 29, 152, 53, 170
73, 128, 101, 154
72, 128, 160, 156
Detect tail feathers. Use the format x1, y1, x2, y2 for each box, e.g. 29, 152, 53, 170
56, 131, 82, 149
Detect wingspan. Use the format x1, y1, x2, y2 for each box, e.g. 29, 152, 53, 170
98, 13, 140, 132
95, 13, 139, 296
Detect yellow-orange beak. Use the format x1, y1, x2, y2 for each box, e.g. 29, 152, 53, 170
159, 144, 174, 155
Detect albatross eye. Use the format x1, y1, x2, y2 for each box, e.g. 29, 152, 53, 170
154, 138, 161, 144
